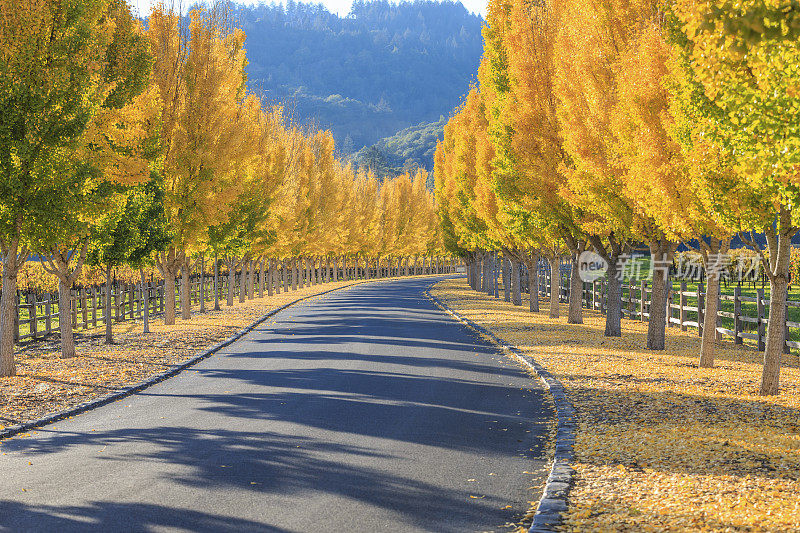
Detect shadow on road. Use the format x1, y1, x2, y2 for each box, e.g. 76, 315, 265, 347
0, 500, 292, 532
0, 278, 551, 532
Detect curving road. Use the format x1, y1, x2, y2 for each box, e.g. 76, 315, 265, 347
0, 277, 552, 533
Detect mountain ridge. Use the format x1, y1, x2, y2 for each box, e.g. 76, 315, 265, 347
233, 0, 483, 152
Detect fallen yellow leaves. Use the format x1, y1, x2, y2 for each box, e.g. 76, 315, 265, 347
432, 279, 800, 532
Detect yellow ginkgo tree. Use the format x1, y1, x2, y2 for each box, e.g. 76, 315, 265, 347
147, 3, 256, 324
480, 0, 584, 320
669, 0, 800, 394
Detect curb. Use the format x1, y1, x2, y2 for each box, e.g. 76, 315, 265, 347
0, 277, 415, 442
424, 286, 575, 533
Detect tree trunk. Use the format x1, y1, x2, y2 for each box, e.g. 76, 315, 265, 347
492, 252, 500, 298
199, 255, 206, 314
484, 254, 492, 295
248, 258, 256, 299
511, 259, 522, 306
297, 257, 304, 288
762, 275, 788, 395
156, 248, 183, 325
646, 241, 674, 350
268, 259, 275, 297
259, 258, 265, 298
0, 230, 26, 377
699, 271, 721, 367
605, 263, 623, 337
140, 269, 150, 334
647, 264, 670, 350
42, 244, 88, 358
105, 263, 114, 343
549, 257, 560, 318
180, 262, 191, 320
227, 261, 235, 307
0, 258, 19, 376
568, 248, 584, 325
165, 274, 177, 323
239, 257, 247, 303
502, 257, 511, 302
524, 255, 539, 312
757, 222, 793, 395
58, 280, 76, 358
0, 262, 19, 376
292, 258, 298, 290
213, 255, 220, 311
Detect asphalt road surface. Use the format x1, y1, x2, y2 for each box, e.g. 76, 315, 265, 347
0, 277, 552, 533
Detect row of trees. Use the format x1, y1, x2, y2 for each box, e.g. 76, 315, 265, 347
0, 0, 442, 377
434, 0, 800, 395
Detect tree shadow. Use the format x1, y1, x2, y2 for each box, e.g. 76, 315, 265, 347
1, 276, 551, 532
1, 425, 535, 532
0, 500, 291, 533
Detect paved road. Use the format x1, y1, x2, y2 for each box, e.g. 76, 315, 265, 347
0, 277, 552, 533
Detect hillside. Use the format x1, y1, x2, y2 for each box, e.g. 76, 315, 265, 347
351, 117, 446, 184
234, 0, 483, 150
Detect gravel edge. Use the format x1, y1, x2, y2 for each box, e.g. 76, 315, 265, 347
0, 279, 394, 441
425, 286, 576, 533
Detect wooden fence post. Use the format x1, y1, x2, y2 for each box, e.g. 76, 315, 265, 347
13, 292, 19, 343
600, 278, 607, 314
101, 286, 106, 327
640, 281, 647, 321
129, 284, 135, 320
115, 284, 121, 323
733, 286, 742, 344
80, 288, 88, 330
679, 281, 687, 331
28, 293, 37, 340
756, 287, 765, 351
626, 282, 633, 318
45, 293, 52, 336
92, 287, 98, 328
666, 289, 673, 328
698, 280, 705, 338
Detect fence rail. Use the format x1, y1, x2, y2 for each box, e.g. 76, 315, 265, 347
11, 256, 459, 344
477, 255, 798, 353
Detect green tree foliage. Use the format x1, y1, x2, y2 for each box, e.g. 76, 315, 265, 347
87, 175, 170, 343
0, 0, 152, 371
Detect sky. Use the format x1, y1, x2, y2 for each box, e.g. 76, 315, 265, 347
130, 0, 487, 18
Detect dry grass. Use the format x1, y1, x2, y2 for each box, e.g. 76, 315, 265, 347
0, 279, 373, 428
431, 278, 800, 532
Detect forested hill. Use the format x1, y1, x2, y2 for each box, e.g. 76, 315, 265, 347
352, 117, 446, 183
233, 0, 483, 151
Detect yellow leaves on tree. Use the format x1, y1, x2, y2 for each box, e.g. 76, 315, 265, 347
148, 6, 254, 252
